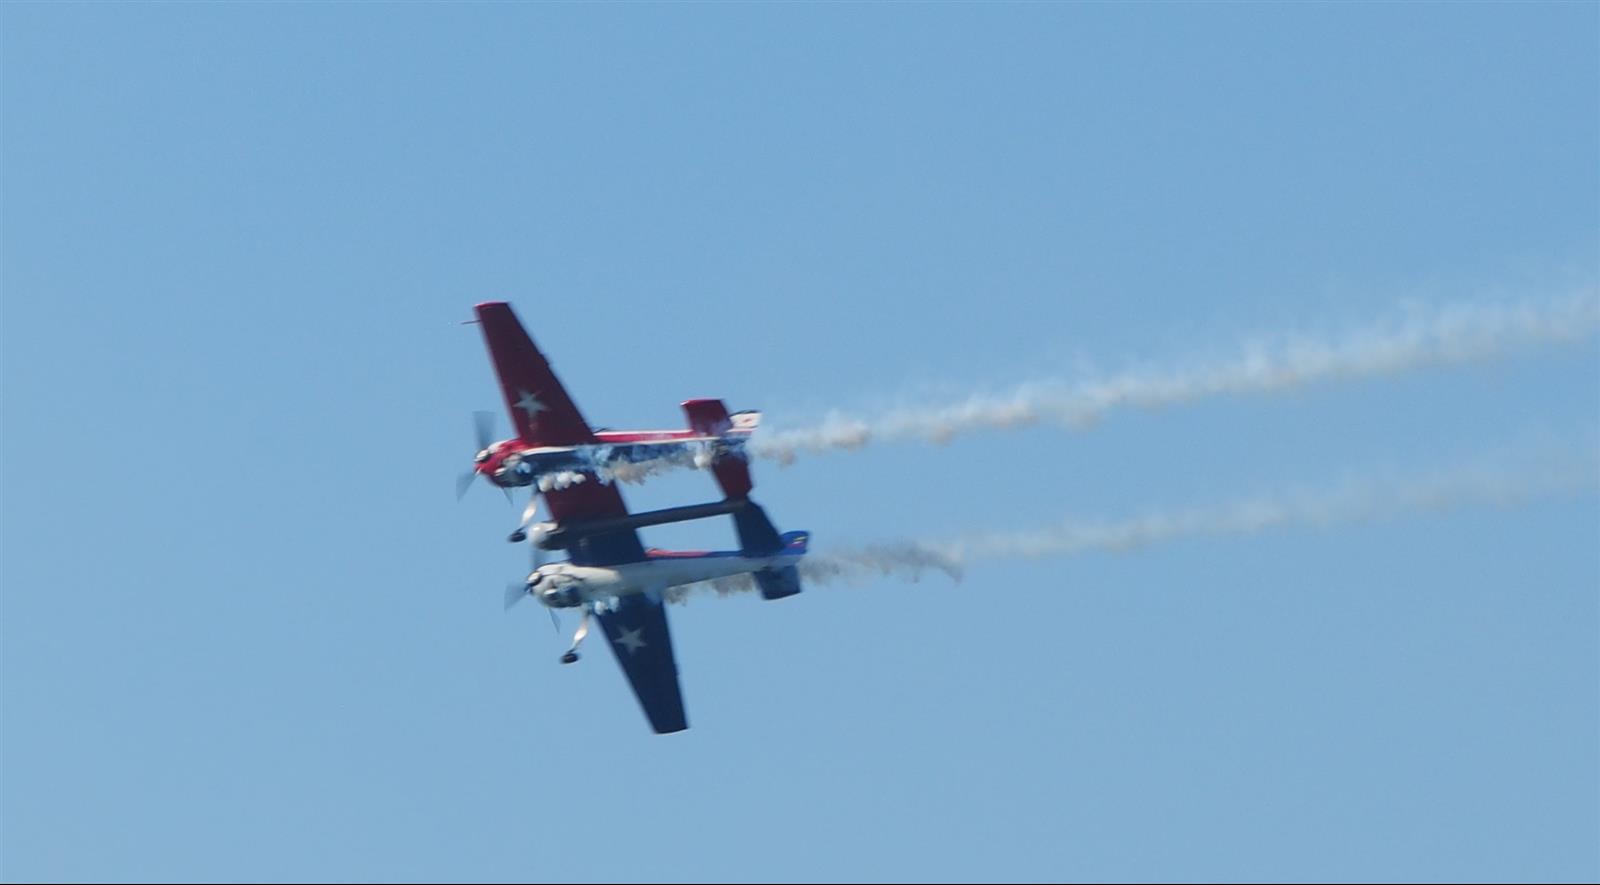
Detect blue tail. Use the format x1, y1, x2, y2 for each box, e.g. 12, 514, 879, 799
732, 501, 782, 555
733, 502, 805, 601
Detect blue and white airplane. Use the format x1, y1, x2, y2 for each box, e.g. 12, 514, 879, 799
472, 301, 807, 734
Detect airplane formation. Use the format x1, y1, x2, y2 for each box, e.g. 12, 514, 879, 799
460, 301, 807, 734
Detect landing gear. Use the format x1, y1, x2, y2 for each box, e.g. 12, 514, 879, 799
508, 530, 527, 543
559, 609, 591, 665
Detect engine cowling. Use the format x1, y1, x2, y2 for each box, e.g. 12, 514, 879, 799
539, 584, 583, 608
529, 568, 585, 608
492, 453, 538, 488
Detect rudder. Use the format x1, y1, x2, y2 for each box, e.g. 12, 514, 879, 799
681, 398, 753, 499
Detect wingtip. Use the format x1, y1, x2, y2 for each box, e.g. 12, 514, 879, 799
471, 301, 515, 327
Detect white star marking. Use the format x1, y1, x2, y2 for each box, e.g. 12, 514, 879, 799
613, 626, 647, 655
514, 389, 547, 418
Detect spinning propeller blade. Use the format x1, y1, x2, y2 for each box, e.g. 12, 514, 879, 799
504, 581, 527, 611
459, 411, 499, 500
473, 410, 496, 451
503, 495, 550, 610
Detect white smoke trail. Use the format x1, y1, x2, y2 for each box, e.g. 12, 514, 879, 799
592, 443, 718, 486
751, 292, 1600, 463
537, 471, 588, 492
670, 440, 1599, 602
664, 542, 963, 604
598, 450, 697, 485
952, 446, 1597, 562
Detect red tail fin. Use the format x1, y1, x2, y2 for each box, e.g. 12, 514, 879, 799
681, 398, 752, 499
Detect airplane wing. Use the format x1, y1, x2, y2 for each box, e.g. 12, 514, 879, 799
593, 592, 688, 734
476, 301, 688, 732
474, 300, 648, 559
474, 301, 596, 447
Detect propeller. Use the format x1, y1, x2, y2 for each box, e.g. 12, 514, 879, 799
504, 580, 528, 611
455, 469, 478, 501
516, 494, 542, 544
527, 506, 558, 571
504, 495, 552, 610
502, 511, 589, 664
503, 543, 562, 635
456, 410, 499, 500
502, 570, 563, 637
473, 410, 495, 450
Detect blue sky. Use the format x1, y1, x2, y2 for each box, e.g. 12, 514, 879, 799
3, 3, 1596, 883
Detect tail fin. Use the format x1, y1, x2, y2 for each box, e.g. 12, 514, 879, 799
732, 501, 782, 555
734, 502, 805, 601
682, 398, 734, 437
681, 398, 753, 499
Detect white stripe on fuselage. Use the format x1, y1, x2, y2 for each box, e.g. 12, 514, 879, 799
534, 550, 802, 605
512, 435, 744, 457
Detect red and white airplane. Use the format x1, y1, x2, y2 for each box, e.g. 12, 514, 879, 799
458, 301, 763, 541
460, 405, 760, 499
467, 301, 806, 734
